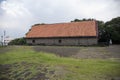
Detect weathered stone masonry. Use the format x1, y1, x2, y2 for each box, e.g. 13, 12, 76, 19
26, 37, 97, 46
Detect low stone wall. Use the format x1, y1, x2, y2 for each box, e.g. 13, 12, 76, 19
26, 37, 98, 46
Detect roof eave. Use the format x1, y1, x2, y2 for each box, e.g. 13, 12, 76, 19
25, 36, 97, 39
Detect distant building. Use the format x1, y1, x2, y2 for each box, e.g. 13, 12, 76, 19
4, 36, 13, 45
0, 36, 3, 46
0, 41, 2, 46
26, 21, 98, 46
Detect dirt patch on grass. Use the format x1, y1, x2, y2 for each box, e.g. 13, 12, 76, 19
0, 62, 66, 80
0, 64, 11, 80
33, 45, 120, 59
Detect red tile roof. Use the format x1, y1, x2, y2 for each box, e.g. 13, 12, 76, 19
26, 21, 98, 38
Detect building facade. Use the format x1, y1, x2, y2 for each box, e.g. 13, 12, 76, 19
26, 21, 98, 46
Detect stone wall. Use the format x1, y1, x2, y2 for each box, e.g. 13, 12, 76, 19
26, 37, 98, 46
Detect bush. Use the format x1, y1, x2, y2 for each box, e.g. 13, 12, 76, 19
8, 37, 26, 45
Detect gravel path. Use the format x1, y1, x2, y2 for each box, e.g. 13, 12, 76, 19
0, 46, 12, 54
33, 46, 80, 57
33, 45, 120, 59
0, 45, 120, 59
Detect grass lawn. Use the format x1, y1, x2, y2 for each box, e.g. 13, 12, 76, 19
0, 46, 120, 80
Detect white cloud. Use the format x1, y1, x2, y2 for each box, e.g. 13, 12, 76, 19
0, 0, 33, 28
0, 0, 35, 38
0, 0, 119, 38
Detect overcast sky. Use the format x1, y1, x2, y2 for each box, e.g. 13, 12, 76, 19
0, 0, 120, 38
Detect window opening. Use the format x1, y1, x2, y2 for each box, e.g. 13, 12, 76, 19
32, 40, 35, 43
58, 39, 62, 43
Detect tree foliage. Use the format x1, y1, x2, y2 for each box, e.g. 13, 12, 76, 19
71, 18, 95, 22
8, 37, 26, 45
32, 23, 45, 27
104, 17, 120, 44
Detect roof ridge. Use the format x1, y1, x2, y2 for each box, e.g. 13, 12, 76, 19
32, 20, 96, 27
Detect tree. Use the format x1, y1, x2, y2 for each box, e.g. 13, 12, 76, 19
8, 37, 26, 45
104, 17, 120, 44
71, 18, 95, 22
32, 23, 45, 27
97, 21, 108, 42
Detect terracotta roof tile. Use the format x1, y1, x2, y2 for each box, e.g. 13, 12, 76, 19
26, 21, 98, 38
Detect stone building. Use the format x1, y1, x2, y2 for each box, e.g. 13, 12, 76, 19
25, 21, 98, 46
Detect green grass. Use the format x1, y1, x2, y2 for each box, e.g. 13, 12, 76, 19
0, 46, 120, 80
